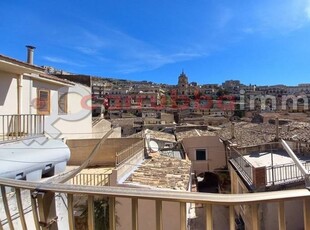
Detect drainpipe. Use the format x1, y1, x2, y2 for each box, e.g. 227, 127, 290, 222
17, 75, 23, 115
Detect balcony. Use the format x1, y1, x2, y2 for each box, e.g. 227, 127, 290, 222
1, 132, 309, 229
0, 114, 44, 142
0, 177, 310, 229
229, 141, 310, 190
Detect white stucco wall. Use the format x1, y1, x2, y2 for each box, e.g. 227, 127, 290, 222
22, 76, 35, 114
0, 71, 19, 134
0, 71, 18, 115
182, 136, 226, 173
30, 81, 93, 140
47, 83, 92, 139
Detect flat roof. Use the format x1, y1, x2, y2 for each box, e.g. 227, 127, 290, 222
242, 150, 310, 186
243, 151, 297, 168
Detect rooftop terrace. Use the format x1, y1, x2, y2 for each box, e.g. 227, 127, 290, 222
230, 142, 310, 189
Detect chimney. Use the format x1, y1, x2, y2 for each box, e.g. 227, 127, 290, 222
26, 45, 36, 65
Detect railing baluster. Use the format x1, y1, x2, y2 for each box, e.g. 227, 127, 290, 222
156, 200, 163, 230
251, 204, 259, 230
229, 205, 235, 230
88, 195, 95, 230
15, 115, 18, 140
30, 191, 40, 230
304, 198, 310, 229
34, 114, 37, 135
68, 194, 75, 230
180, 202, 186, 230
2, 115, 4, 141
109, 197, 116, 230
132, 198, 138, 230
205, 204, 213, 230
26, 115, 28, 136
23, 115, 25, 137
0, 217, 3, 230
6, 115, 9, 140
1, 185, 14, 230
278, 201, 286, 230
6, 116, 10, 140
43, 115, 45, 134
15, 188, 27, 230
37, 115, 39, 135
30, 115, 33, 136
37, 192, 57, 230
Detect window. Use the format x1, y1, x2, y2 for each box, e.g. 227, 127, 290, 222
196, 149, 207, 160
58, 92, 68, 115
37, 89, 50, 115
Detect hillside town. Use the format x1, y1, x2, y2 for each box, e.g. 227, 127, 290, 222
0, 47, 310, 230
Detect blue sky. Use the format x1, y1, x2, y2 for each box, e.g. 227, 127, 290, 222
1, 1, 310, 86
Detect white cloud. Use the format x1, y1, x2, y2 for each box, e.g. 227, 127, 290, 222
75, 46, 97, 55
117, 51, 204, 74
253, 0, 310, 33
70, 26, 206, 74
305, 0, 310, 19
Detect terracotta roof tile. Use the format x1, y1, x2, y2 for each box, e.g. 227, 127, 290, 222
217, 121, 310, 147
124, 153, 191, 190
0, 54, 44, 71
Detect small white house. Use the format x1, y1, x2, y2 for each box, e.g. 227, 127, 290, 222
0, 53, 93, 140
0, 51, 93, 180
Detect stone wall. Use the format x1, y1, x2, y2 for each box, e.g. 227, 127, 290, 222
66, 138, 142, 166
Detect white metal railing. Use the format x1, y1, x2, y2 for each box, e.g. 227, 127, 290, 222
0, 114, 45, 142
0, 178, 310, 230
266, 161, 310, 185
230, 149, 254, 185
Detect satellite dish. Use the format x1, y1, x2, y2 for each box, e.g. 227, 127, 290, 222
149, 140, 159, 152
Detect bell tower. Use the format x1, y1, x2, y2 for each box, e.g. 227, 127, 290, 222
177, 70, 189, 95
